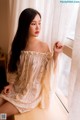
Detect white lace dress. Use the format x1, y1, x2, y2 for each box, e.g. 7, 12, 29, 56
0, 51, 53, 113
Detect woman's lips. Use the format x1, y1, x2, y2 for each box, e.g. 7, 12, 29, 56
35, 31, 39, 34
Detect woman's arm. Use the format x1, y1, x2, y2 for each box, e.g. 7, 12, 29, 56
53, 41, 63, 72
2, 72, 17, 94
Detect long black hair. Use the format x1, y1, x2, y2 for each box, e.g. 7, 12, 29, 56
8, 8, 41, 72
0, 65, 9, 92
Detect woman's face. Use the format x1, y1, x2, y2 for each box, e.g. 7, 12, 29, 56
28, 14, 41, 37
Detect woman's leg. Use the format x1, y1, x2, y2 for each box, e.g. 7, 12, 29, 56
0, 101, 19, 117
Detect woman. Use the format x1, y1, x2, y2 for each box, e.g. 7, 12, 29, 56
0, 8, 63, 117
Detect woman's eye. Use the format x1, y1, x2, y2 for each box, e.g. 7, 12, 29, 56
31, 23, 35, 25
31, 22, 41, 25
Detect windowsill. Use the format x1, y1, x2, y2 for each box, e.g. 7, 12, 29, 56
64, 37, 74, 49
63, 45, 72, 58
55, 89, 69, 113
67, 37, 74, 41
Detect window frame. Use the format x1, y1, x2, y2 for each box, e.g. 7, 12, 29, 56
55, 39, 73, 112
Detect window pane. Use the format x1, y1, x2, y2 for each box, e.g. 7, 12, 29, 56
56, 53, 71, 111
66, 4, 79, 40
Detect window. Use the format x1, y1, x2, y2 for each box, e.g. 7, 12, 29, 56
55, 4, 79, 112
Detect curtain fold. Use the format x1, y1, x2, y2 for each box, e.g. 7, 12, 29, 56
69, 6, 80, 120
8, 0, 20, 51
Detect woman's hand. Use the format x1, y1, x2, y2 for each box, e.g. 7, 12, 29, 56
54, 41, 63, 54
2, 84, 13, 95
53, 41, 63, 72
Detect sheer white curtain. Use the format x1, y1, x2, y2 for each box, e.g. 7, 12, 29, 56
69, 6, 80, 120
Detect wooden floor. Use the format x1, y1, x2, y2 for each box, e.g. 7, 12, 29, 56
13, 93, 68, 120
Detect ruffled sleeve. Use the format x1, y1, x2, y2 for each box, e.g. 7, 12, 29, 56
39, 57, 52, 109
7, 72, 18, 84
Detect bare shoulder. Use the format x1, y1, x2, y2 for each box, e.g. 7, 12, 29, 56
37, 39, 50, 53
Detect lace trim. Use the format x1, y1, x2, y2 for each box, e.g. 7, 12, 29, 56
21, 50, 52, 55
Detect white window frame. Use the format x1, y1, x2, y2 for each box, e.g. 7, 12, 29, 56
55, 39, 72, 112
